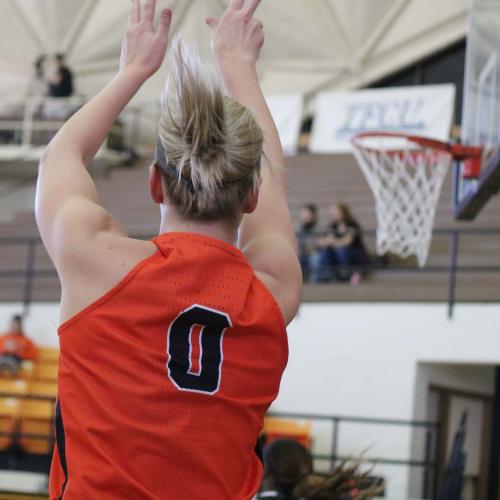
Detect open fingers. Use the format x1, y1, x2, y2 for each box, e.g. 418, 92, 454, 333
251, 18, 263, 29
205, 16, 219, 29
129, 0, 140, 24
242, 0, 261, 18
228, 0, 245, 12
153, 9, 172, 44
142, 0, 157, 27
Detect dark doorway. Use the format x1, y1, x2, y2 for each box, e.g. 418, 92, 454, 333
429, 386, 492, 500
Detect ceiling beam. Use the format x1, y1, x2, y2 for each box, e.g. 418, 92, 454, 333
215, 0, 228, 15
303, 69, 351, 98
270, 60, 347, 73
46, 0, 60, 54
63, 0, 101, 57
358, 0, 412, 62
76, 58, 120, 76
68, 0, 154, 62
320, 1, 356, 60
5, 0, 46, 52
320, 11, 466, 93
170, 0, 192, 33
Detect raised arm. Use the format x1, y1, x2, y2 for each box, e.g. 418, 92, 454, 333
206, 0, 302, 324
35, 0, 171, 265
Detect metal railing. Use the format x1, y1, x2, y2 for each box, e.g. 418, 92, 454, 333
0, 96, 159, 160
300, 227, 500, 317
0, 228, 499, 318
268, 410, 439, 499
0, 392, 437, 498
0, 97, 83, 148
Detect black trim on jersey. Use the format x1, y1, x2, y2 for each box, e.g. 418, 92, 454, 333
55, 399, 68, 499
255, 438, 264, 465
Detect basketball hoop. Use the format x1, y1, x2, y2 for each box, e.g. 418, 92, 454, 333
351, 131, 482, 266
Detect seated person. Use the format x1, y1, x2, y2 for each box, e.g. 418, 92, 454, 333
0, 315, 38, 374
44, 53, 75, 121
258, 438, 380, 499
48, 54, 74, 98
309, 203, 368, 285
297, 204, 318, 281
258, 438, 313, 500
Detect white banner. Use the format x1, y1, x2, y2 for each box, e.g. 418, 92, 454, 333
309, 84, 456, 153
266, 94, 303, 156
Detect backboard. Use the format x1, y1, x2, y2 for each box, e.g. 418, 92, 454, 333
454, 0, 500, 219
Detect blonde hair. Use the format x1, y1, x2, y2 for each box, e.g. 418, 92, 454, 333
156, 40, 263, 227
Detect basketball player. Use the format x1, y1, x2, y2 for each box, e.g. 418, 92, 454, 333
35, 0, 301, 498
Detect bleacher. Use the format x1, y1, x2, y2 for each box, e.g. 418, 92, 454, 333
0, 348, 58, 497
0, 348, 58, 455
1, 153, 500, 302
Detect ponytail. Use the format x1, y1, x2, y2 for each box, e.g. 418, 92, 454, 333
157, 39, 263, 227
293, 460, 383, 500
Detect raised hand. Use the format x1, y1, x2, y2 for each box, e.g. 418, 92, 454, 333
205, 2, 300, 324
120, 0, 172, 79
205, 0, 264, 65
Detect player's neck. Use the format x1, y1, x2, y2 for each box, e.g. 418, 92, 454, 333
159, 206, 238, 247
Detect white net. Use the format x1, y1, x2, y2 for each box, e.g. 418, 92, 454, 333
352, 135, 452, 267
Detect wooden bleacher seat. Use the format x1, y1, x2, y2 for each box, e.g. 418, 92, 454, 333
19, 400, 54, 454
2, 155, 500, 302
0, 379, 28, 396
18, 361, 35, 381
36, 348, 59, 364
263, 417, 312, 448
0, 397, 20, 450
34, 364, 58, 383
29, 382, 57, 399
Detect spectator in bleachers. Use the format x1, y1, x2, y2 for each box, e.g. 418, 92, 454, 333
44, 54, 75, 121
297, 204, 318, 281
0, 314, 38, 374
309, 203, 367, 285
48, 54, 74, 98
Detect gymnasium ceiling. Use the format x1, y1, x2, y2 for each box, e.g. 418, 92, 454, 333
0, 0, 468, 104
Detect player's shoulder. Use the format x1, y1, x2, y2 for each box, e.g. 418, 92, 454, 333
242, 235, 302, 326
58, 233, 158, 324
256, 271, 300, 327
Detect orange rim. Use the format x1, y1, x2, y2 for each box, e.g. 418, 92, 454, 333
351, 131, 483, 160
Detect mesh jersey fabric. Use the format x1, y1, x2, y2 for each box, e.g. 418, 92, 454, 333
49, 232, 288, 500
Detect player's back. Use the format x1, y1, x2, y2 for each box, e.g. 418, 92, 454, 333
49, 232, 288, 500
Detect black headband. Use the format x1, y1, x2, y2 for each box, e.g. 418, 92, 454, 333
155, 137, 195, 188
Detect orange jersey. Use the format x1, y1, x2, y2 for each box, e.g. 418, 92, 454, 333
50, 233, 288, 500
0, 332, 37, 360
